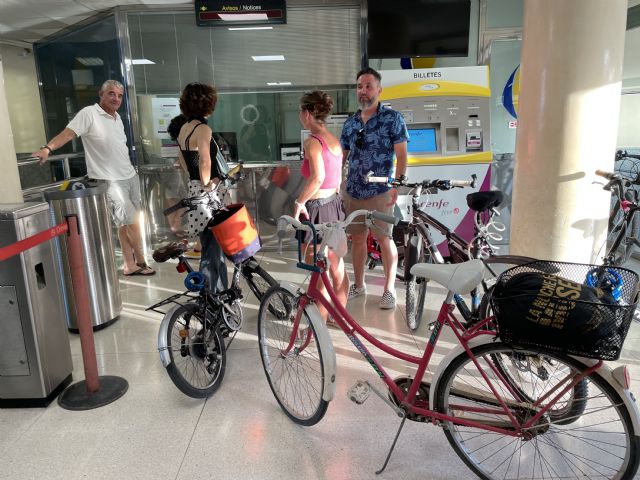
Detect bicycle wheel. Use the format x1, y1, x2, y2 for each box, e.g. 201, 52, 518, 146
477, 290, 588, 424
434, 342, 638, 480
165, 303, 226, 398
241, 259, 278, 302
405, 226, 434, 331
257, 285, 329, 426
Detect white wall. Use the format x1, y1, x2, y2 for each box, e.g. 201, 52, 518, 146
0, 56, 23, 202
0, 43, 46, 153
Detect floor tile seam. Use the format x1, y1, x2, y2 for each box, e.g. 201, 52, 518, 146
0, 409, 46, 448
70, 350, 160, 356
172, 397, 209, 480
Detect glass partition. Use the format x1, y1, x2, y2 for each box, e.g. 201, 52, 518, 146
127, 6, 360, 165
34, 14, 135, 176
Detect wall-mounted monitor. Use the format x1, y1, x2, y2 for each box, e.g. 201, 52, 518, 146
366, 0, 471, 59
408, 127, 438, 153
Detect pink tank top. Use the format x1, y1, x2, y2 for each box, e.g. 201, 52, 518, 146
300, 134, 341, 189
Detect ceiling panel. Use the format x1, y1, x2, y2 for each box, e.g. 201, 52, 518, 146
0, 0, 191, 43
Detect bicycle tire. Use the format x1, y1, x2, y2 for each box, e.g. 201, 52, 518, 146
257, 285, 329, 426
434, 342, 638, 480
405, 225, 436, 331
241, 260, 278, 302
478, 288, 589, 424
165, 303, 226, 398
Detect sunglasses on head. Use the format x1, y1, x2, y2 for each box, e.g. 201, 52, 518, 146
355, 129, 365, 149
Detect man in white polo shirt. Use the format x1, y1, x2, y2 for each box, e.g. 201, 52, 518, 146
32, 79, 155, 276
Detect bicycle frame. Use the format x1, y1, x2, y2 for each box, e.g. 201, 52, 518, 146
282, 255, 595, 435
606, 201, 640, 265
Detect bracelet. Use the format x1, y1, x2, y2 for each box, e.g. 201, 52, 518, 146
40, 145, 53, 153
294, 200, 305, 207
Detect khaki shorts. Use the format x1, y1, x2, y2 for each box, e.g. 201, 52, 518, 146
100, 176, 141, 227
344, 190, 394, 238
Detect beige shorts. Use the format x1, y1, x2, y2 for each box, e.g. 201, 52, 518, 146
344, 190, 394, 238
100, 176, 141, 227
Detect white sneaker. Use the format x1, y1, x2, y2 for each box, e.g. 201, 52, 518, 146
379, 291, 396, 310
348, 284, 367, 301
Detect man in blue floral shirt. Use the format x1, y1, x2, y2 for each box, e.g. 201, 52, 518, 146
340, 67, 409, 309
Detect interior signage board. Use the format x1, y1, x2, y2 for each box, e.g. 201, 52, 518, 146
195, 0, 287, 26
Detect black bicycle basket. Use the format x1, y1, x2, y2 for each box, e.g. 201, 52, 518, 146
490, 260, 639, 360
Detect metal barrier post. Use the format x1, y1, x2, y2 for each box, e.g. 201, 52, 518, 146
57, 215, 128, 410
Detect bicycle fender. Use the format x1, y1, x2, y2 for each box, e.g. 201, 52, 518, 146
429, 338, 640, 434
157, 304, 183, 368
569, 356, 640, 434
276, 282, 337, 402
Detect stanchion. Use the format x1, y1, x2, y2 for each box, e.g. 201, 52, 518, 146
57, 215, 128, 410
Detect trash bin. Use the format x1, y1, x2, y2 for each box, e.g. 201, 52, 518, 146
45, 184, 122, 332
0, 202, 73, 407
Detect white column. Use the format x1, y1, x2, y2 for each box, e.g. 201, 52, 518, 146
510, 0, 627, 262
0, 54, 23, 203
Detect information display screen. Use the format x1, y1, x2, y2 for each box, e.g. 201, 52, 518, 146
367, 0, 470, 58
407, 128, 437, 153
195, 0, 287, 26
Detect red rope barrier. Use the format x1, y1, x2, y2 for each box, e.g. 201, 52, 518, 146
0, 221, 68, 261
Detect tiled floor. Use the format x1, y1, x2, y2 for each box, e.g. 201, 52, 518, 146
2, 248, 640, 479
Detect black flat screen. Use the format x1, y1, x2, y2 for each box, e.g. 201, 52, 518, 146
367, 0, 471, 58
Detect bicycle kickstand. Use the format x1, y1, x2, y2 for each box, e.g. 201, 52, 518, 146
375, 414, 407, 475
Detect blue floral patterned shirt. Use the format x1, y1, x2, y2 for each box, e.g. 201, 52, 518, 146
340, 103, 409, 199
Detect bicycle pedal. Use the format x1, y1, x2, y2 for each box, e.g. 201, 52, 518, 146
347, 379, 371, 405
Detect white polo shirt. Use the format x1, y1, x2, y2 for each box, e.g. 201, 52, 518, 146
67, 103, 136, 181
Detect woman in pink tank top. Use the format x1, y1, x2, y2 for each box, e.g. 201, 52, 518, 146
294, 90, 349, 322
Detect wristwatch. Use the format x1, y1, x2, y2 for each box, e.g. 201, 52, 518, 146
395, 174, 408, 185
40, 145, 53, 153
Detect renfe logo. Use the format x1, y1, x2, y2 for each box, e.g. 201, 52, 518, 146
425, 198, 449, 209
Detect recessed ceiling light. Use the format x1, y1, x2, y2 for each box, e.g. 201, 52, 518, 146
252, 55, 285, 61
228, 26, 273, 31
76, 57, 103, 66
125, 58, 155, 65
267, 82, 292, 86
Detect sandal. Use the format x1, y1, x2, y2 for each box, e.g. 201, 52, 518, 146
124, 262, 156, 276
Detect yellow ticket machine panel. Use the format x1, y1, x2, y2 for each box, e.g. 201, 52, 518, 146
380, 66, 492, 250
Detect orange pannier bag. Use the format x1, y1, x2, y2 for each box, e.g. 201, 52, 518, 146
208, 203, 261, 264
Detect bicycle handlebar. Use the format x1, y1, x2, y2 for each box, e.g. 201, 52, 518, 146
595, 169, 617, 181
163, 192, 223, 216
277, 209, 399, 237
365, 171, 477, 190
162, 164, 245, 216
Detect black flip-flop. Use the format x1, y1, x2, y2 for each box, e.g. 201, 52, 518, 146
124, 264, 156, 276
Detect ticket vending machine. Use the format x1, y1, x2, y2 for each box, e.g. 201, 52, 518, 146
380, 66, 492, 247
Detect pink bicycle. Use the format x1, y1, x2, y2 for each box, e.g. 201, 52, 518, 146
257, 210, 640, 479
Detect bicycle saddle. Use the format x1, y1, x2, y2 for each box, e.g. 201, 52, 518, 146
466, 190, 504, 212
410, 259, 485, 294
152, 241, 188, 263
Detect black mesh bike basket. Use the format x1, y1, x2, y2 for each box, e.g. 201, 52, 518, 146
490, 260, 639, 361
